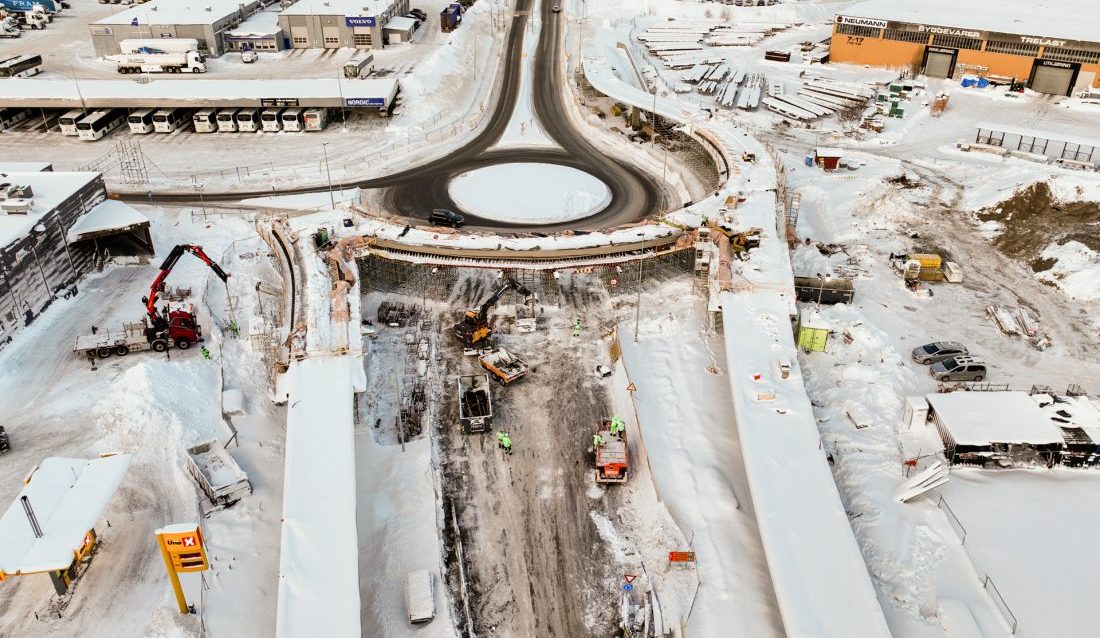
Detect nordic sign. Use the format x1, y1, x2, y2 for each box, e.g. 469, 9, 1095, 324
345, 16, 376, 27
346, 97, 386, 107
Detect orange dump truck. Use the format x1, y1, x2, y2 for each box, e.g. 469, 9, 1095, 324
595, 419, 629, 483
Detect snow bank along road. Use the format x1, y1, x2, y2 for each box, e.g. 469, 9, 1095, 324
130, 0, 667, 232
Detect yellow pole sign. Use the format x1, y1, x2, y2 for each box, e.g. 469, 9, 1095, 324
155, 523, 209, 614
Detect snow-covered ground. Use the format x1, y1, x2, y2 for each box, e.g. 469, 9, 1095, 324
449, 162, 611, 223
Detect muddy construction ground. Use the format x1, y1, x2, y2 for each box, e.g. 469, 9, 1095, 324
360, 272, 663, 637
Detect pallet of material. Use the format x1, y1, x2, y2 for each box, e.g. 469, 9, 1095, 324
645, 42, 705, 53
762, 96, 816, 121
797, 89, 859, 109
736, 75, 763, 109
767, 81, 784, 97
771, 93, 832, 117
764, 50, 792, 62
717, 78, 741, 107
804, 78, 873, 99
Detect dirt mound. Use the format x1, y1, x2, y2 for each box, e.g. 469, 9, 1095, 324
976, 182, 1100, 272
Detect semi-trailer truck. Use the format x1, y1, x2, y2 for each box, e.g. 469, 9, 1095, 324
106, 38, 206, 73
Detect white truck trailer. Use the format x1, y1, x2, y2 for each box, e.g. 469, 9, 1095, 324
186, 439, 252, 514
107, 38, 206, 74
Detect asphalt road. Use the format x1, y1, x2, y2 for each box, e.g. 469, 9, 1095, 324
133, 0, 665, 231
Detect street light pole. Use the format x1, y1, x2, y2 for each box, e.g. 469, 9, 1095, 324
633, 257, 643, 343
321, 142, 336, 210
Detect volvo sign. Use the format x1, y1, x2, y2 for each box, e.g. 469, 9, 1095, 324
345, 16, 377, 27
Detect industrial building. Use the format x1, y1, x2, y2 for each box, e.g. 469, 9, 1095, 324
277, 0, 410, 50
89, 0, 263, 57
224, 10, 286, 53
0, 169, 150, 350
830, 0, 1100, 96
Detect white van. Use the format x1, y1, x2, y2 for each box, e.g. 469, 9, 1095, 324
260, 108, 283, 132
216, 108, 241, 132
235, 107, 259, 132
193, 108, 217, 133
405, 570, 435, 624
280, 107, 303, 132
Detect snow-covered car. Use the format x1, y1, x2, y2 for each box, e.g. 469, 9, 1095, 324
241, 50, 258, 63
911, 341, 968, 364
930, 356, 987, 382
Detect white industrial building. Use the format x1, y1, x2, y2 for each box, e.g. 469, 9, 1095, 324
277, 0, 410, 50
0, 169, 149, 350
224, 9, 286, 53
89, 0, 263, 57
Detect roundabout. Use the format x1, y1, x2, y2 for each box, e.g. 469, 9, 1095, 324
449, 163, 611, 225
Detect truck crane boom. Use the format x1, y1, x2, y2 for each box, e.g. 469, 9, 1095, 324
453, 277, 532, 347
143, 244, 228, 327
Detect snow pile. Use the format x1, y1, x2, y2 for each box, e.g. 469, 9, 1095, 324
92, 359, 230, 457
449, 163, 612, 224
1036, 241, 1100, 301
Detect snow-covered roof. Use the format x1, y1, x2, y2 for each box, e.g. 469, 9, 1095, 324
94, 0, 252, 26
0, 78, 399, 108
0, 162, 52, 172
928, 391, 1067, 447
0, 455, 131, 575
278, 0, 393, 18
67, 199, 149, 242
976, 121, 1100, 152
815, 147, 843, 157
1032, 395, 1100, 440
225, 9, 281, 37
839, 0, 1100, 44
384, 15, 417, 31
276, 357, 361, 638
0, 171, 102, 249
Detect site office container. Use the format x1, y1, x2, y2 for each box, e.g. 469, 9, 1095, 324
303, 107, 328, 131
216, 108, 241, 132
235, 107, 259, 132
127, 107, 155, 134
77, 108, 124, 140
280, 107, 304, 131
58, 108, 85, 136
260, 108, 284, 132
193, 108, 217, 133
152, 108, 190, 133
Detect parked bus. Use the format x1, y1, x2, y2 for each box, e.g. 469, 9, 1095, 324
58, 108, 85, 136
235, 107, 258, 132
343, 52, 374, 79
126, 108, 156, 134
152, 108, 189, 133
260, 108, 283, 132
76, 108, 124, 140
0, 108, 28, 131
193, 108, 216, 133
216, 108, 240, 132
303, 108, 328, 132
280, 108, 303, 132
0, 54, 43, 78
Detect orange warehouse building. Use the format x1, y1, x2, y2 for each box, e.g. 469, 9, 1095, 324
829, 0, 1100, 96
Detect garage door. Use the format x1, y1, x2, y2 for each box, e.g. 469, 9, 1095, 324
290, 25, 309, 48
321, 26, 341, 49
924, 50, 955, 79
1030, 64, 1075, 95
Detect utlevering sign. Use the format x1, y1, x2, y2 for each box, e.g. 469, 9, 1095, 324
345, 15, 377, 27
346, 97, 386, 107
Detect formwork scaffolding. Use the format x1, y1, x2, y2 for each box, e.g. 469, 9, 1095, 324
357, 249, 696, 303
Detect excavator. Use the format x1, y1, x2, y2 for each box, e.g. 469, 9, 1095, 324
453, 277, 532, 347
141, 244, 229, 344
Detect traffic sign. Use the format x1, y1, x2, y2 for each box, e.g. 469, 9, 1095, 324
626, 382, 637, 392
624, 574, 637, 583
623, 583, 634, 591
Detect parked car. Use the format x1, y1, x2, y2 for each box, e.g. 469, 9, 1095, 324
930, 356, 987, 382
429, 209, 465, 227
911, 341, 968, 365
408, 7, 427, 20
241, 50, 258, 63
